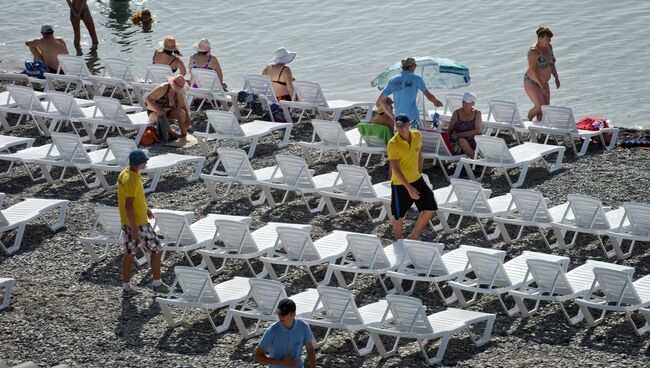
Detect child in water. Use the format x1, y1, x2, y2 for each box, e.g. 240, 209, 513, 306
131, 9, 154, 26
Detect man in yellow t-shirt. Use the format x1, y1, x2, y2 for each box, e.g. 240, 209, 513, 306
387, 114, 437, 241
118, 149, 168, 297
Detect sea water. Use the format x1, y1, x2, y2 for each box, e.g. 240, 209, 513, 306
1, 0, 649, 128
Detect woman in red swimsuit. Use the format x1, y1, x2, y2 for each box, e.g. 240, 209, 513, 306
524, 27, 560, 121
262, 47, 296, 101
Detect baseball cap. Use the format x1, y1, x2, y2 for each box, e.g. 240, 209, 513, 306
462, 92, 477, 104
41, 25, 54, 33
394, 114, 411, 126
128, 149, 149, 166
277, 298, 296, 316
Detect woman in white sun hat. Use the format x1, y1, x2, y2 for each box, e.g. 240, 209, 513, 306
262, 47, 296, 101
188, 38, 226, 89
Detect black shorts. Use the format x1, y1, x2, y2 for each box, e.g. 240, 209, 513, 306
391, 177, 437, 220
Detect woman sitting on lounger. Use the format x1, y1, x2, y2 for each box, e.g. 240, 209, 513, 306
447, 92, 483, 158
146, 75, 190, 141
371, 95, 394, 132
262, 47, 296, 101
188, 38, 226, 89
153, 36, 186, 76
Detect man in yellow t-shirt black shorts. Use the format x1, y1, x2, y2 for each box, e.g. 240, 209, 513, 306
118, 149, 168, 297
387, 114, 437, 241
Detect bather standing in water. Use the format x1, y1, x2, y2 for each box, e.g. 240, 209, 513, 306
67, 0, 99, 46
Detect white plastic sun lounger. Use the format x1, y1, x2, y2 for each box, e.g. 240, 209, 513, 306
240, 75, 291, 122
449, 250, 569, 316
200, 148, 277, 205
483, 100, 535, 143
549, 194, 626, 258
603, 202, 650, 260
299, 286, 390, 356
438, 94, 463, 124
366, 295, 495, 365
298, 120, 361, 164
89, 58, 137, 105
48, 55, 95, 98
575, 267, 650, 336
79, 205, 124, 264
509, 259, 634, 325
259, 228, 353, 286
345, 130, 387, 167
188, 68, 233, 112
0, 135, 34, 153
493, 189, 570, 249
156, 266, 251, 333
420, 130, 465, 181
0, 193, 69, 254
387, 241, 504, 305
329, 234, 406, 293
457, 136, 565, 188
152, 211, 250, 266
195, 110, 292, 158
528, 105, 619, 157
78, 96, 148, 144
437, 179, 512, 240
198, 220, 311, 277
0, 277, 16, 311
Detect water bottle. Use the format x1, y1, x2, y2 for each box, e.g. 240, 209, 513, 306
432, 111, 441, 129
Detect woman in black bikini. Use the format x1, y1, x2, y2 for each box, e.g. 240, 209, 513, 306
524, 26, 560, 121
262, 47, 296, 101
153, 36, 187, 76
146, 75, 190, 140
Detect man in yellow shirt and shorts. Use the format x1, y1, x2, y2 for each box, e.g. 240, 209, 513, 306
118, 149, 168, 297
388, 114, 437, 241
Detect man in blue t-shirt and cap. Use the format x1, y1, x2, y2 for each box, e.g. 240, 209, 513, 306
255, 298, 317, 368
378, 57, 443, 128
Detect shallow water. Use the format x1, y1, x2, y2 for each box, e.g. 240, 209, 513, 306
1, 0, 649, 128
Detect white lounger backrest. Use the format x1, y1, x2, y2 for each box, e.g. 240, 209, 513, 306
49, 132, 91, 163
315, 286, 363, 324
360, 132, 387, 148
191, 69, 226, 96
7, 86, 46, 112
344, 233, 391, 269
525, 259, 574, 295
93, 96, 130, 123
333, 164, 377, 199
618, 202, 650, 236
465, 251, 513, 287
214, 219, 258, 254
243, 278, 287, 314
206, 110, 244, 137
214, 148, 258, 180
564, 194, 611, 229
474, 136, 515, 163
398, 240, 447, 276
91, 206, 123, 237
591, 267, 641, 306
311, 120, 352, 146
105, 137, 137, 164
293, 81, 327, 106
487, 100, 525, 128
420, 130, 454, 156
541, 105, 576, 131
275, 155, 316, 190
174, 266, 221, 303
274, 227, 321, 261
449, 179, 492, 213
508, 189, 554, 222
243, 75, 278, 103
58, 55, 91, 78
47, 91, 88, 118
103, 58, 135, 82
145, 64, 173, 84
443, 94, 463, 116
0, 73, 31, 85
385, 294, 433, 334
153, 212, 199, 245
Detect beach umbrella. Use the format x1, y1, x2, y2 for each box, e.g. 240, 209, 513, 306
371, 57, 471, 90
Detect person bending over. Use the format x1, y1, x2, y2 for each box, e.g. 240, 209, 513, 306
145, 75, 190, 141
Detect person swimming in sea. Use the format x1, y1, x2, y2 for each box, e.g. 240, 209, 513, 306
132, 9, 154, 25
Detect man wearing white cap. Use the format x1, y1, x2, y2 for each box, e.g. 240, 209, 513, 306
25, 25, 69, 73
379, 57, 443, 128
262, 47, 297, 101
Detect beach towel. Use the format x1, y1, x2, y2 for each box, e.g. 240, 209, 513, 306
357, 123, 393, 144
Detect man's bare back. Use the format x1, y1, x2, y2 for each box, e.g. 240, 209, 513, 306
26, 33, 69, 72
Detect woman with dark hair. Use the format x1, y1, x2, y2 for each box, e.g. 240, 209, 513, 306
152, 36, 186, 76
524, 26, 560, 121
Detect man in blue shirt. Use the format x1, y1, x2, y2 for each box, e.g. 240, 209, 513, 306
379, 57, 443, 127
255, 299, 317, 368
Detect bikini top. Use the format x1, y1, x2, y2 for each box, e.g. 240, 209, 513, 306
191, 54, 214, 70
266, 65, 288, 86
154, 85, 178, 109
532, 45, 555, 70
152, 51, 178, 73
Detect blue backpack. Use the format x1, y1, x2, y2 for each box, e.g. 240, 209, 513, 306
23, 60, 46, 79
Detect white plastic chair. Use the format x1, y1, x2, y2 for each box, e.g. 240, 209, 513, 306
188, 68, 232, 112
484, 100, 535, 143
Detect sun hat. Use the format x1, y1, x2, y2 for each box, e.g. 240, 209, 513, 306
128, 149, 149, 166
401, 57, 416, 69
462, 92, 477, 104
395, 114, 411, 126
159, 36, 180, 51
166, 75, 189, 94
193, 38, 211, 53
41, 25, 54, 33
270, 47, 296, 65
277, 298, 296, 316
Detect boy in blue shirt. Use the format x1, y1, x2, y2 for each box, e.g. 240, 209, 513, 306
378, 57, 443, 127
255, 299, 317, 368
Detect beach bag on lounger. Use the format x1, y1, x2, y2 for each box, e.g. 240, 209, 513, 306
23, 60, 46, 79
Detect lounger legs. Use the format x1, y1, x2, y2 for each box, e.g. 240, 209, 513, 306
0, 278, 16, 311
0, 224, 27, 255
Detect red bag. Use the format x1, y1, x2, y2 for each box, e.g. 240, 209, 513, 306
440, 132, 454, 154
576, 116, 608, 131
140, 126, 161, 146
